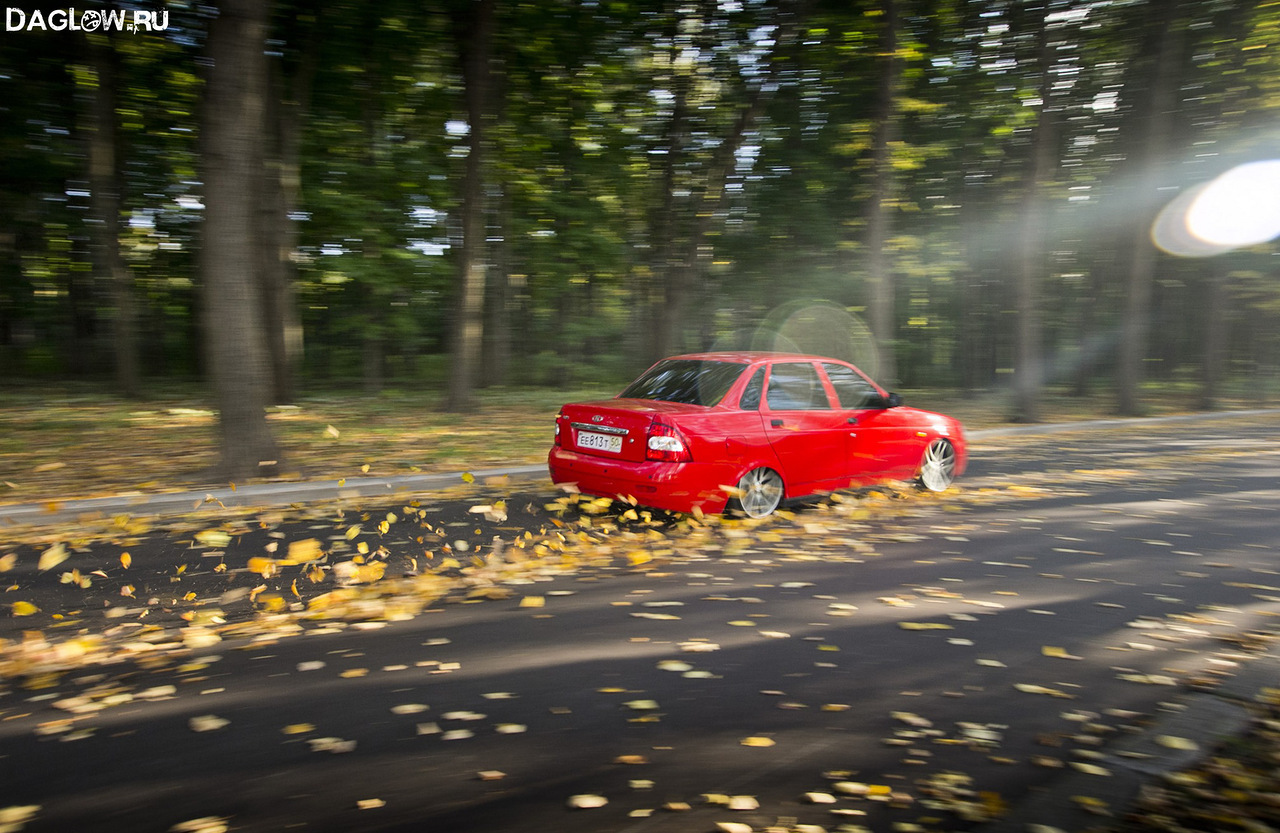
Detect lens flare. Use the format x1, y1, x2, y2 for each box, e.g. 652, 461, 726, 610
1154, 159, 1280, 257
749, 300, 880, 376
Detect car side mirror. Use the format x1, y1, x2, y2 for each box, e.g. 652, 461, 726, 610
885, 392, 904, 408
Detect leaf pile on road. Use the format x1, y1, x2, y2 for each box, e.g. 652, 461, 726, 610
1102, 690, 1280, 833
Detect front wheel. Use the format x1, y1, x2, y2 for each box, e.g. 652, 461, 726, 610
918, 438, 956, 492
731, 467, 784, 518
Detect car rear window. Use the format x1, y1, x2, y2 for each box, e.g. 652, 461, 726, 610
619, 360, 747, 406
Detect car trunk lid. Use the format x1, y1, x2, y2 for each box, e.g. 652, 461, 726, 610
559, 399, 703, 463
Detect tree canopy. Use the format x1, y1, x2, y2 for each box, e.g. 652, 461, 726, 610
2, 0, 1277, 435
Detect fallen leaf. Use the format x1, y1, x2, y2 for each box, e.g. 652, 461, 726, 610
37, 543, 68, 571
1014, 683, 1074, 698
189, 715, 229, 733
567, 794, 607, 809
740, 736, 775, 747
1155, 735, 1198, 751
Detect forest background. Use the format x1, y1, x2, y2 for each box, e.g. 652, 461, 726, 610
1, 0, 1278, 481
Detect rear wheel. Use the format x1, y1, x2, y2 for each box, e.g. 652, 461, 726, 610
732, 467, 784, 518
918, 439, 956, 492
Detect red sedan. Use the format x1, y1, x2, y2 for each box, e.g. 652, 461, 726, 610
548, 352, 966, 517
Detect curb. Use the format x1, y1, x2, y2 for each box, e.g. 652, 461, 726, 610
0, 464, 548, 528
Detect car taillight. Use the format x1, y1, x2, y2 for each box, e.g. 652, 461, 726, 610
554, 414, 563, 446
646, 420, 692, 463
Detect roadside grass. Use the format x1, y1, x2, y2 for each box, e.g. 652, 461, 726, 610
0, 379, 1270, 506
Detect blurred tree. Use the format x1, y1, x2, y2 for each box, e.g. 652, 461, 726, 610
1010, 2, 1057, 423
83, 34, 140, 397
446, 0, 497, 413
1116, 0, 1186, 416
865, 0, 903, 387
200, 0, 283, 478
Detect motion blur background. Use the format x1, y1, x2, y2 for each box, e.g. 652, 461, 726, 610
2, 0, 1277, 420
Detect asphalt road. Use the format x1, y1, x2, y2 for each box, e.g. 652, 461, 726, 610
1, 413, 1278, 833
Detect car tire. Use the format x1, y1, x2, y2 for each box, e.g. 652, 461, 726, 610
918, 438, 956, 492
731, 467, 784, 518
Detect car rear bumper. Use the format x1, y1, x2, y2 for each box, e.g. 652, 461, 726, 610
547, 447, 734, 515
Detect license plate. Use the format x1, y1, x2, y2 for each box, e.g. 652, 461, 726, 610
577, 431, 623, 454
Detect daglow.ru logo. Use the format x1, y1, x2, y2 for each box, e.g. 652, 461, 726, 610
6, 7, 169, 33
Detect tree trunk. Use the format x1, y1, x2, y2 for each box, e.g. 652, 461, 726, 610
446, 0, 496, 413
1011, 12, 1057, 423
482, 191, 512, 387
200, 0, 282, 479
258, 47, 310, 405
1198, 265, 1229, 410
1117, 0, 1184, 416
87, 37, 140, 397
865, 0, 902, 386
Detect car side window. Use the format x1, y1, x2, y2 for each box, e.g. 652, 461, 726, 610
766, 363, 831, 410
739, 367, 765, 410
822, 363, 881, 409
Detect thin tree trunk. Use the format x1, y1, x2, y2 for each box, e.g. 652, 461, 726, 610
1012, 12, 1056, 423
1198, 265, 1229, 410
200, 0, 282, 479
1117, 0, 1183, 416
482, 190, 512, 387
865, 0, 901, 386
87, 36, 140, 397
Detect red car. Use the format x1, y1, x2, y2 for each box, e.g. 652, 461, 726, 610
548, 352, 966, 518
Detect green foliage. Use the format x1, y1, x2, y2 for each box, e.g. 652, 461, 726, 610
0, 0, 1276, 404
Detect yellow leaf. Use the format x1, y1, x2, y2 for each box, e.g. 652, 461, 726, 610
37, 543, 68, 571
519, 596, 545, 608
195, 530, 231, 549
740, 736, 775, 747
120, 585, 135, 598
353, 562, 386, 584
1155, 735, 1199, 751
11, 601, 38, 616
183, 592, 197, 602
461, 472, 475, 484
1014, 683, 1075, 698
325, 424, 340, 438
247, 557, 278, 578
345, 525, 362, 540
284, 538, 322, 564
567, 795, 607, 809
282, 723, 315, 735
119, 552, 132, 569
899, 622, 953, 630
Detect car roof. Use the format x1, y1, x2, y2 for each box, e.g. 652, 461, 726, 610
665, 351, 843, 364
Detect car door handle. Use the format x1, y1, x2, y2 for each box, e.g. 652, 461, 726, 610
847, 417, 859, 425
771, 419, 784, 427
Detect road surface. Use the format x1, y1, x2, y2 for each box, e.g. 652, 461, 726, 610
1, 413, 1277, 832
